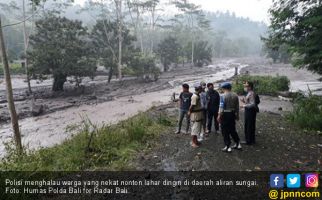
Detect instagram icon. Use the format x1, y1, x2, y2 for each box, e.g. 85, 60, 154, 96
305, 174, 319, 188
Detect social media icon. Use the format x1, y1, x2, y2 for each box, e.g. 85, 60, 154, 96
305, 173, 319, 188
287, 174, 301, 188
270, 174, 284, 188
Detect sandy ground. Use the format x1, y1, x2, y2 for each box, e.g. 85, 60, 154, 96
0, 59, 247, 157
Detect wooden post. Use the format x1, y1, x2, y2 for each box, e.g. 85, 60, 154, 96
0, 17, 23, 153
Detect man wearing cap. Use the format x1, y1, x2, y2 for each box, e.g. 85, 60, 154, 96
188, 83, 204, 148
217, 82, 242, 153
241, 81, 257, 145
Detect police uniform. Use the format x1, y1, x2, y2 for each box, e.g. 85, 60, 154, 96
244, 90, 257, 144
219, 83, 240, 149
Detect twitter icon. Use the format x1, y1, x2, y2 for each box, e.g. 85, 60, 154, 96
287, 174, 301, 188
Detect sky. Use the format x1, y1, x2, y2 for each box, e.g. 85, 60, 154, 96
74, 0, 273, 23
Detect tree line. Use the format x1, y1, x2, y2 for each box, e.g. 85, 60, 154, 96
1, 1, 268, 91
262, 0, 322, 75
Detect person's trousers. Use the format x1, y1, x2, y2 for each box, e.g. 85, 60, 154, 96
177, 109, 190, 133
191, 121, 202, 136
221, 112, 240, 147
207, 109, 219, 132
244, 108, 257, 144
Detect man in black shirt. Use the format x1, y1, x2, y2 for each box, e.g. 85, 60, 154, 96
176, 84, 193, 134
206, 83, 220, 134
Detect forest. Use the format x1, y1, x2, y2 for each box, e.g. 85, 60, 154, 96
1, 0, 267, 91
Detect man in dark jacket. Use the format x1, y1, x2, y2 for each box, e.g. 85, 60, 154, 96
206, 83, 220, 134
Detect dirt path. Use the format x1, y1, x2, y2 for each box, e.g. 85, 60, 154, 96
0, 59, 247, 157
134, 105, 322, 171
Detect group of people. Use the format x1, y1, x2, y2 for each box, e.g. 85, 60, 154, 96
176, 81, 259, 152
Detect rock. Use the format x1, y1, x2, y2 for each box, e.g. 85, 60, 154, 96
31, 99, 45, 116
87, 95, 97, 100
278, 95, 292, 102
278, 107, 283, 111
32, 104, 45, 116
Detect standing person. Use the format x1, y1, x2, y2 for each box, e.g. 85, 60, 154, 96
188, 83, 204, 148
217, 82, 242, 153
241, 81, 257, 145
206, 83, 220, 134
199, 81, 207, 139
175, 84, 193, 134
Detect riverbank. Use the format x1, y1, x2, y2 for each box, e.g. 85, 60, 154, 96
0, 59, 245, 157
1, 102, 321, 171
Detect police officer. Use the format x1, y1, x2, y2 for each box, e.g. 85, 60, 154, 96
217, 82, 242, 153
241, 81, 257, 145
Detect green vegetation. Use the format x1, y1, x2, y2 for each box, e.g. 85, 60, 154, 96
264, 0, 322, 74
0, 63, 25, 75
28, 15, 97, 91
288, 93, 322, 131
0, 111, 174, 171
233, 75, 290, 95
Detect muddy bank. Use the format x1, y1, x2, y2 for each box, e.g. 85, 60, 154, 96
133, 103, 322, 171
0, 61, 238, 123
0, 59, 246, 157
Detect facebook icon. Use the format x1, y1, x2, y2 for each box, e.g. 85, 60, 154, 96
270, 174, 284, 188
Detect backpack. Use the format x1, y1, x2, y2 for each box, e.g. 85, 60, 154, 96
255, 94, 260, 113
255, 94, 260, 105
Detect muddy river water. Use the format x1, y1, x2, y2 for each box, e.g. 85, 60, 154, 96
0, 60, 247, 157
1, 58, 322, 157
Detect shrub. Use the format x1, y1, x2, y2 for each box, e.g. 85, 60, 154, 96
0, 63, 25, 75
233, 75, 290, 95
128, 53, 160, 82
288, 93, 322, 131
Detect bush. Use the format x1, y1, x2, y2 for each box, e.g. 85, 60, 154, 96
0, 112, 172, 171
233, 75, 290, 95
129, 53, 160, 82
0, 63, 25, 75
288, 93, 322, 131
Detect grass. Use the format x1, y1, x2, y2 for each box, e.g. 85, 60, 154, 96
233, 75, 290, 95
288, 92, 322, 131
0, 110, 174, 171
0, 63, 25, 75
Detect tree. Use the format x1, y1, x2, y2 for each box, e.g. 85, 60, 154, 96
157, 36, 181, 71
0, 17, 22, 154
266, 0, 322, 74
127, 0, 146, 53
115, 0, 124, 80
84, 0, 126, 80
90, 19, 136, 83
191, 41, 212, 67
173, 0, 210, 65
128, 52, 160, 81
28, 15, 96, 91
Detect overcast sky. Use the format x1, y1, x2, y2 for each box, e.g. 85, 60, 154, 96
74, 0, 273, 23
